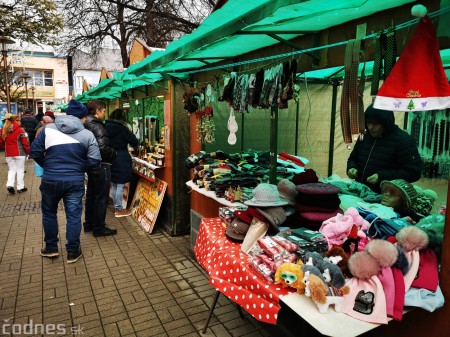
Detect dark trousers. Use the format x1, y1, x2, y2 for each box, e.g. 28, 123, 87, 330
84, 164, 111, 231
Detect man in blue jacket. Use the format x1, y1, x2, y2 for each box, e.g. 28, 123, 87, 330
347, 104, 422, 194
30, 99, 101, 264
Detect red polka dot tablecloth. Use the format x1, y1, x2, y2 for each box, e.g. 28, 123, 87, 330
194, 217, 292, 325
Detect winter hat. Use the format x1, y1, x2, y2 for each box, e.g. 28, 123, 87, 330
256, 206, 287, 232
291, 169, 319, 185
225, 218, 250, 242
343, 275, 388, 324
277, 179, 297, 205
380, 179, 418, 209
374, 5, 450, 111
296, 182, 341, 196
404, 285, 445, 312
410, 248, 439, 292
66, 99, 88, 119
377, 267, 395, 318
391, 267, 406, 320
416, 214, 445, 258
244, 183, 288, 207
233, 209, 252, 224
410, 186, 437, 216
403, 249, 420, 292
45, 110, 55, 119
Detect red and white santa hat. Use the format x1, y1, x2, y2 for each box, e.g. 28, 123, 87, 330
374, 5, 450, 111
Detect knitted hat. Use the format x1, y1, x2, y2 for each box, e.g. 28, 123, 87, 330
277, 179, 297, 205
66, 99, 88, 119
380, 179, 418, 209
225, 218, 250, 242
45, 110, 55, 118
244, 183, 288, 207
378, 267, 395, 318
296, 182, 341, 195
343, 275, 388, 324
411, 248, 439, 292
256, 206, 286, 232
410, 186, 437, 216
374, 6, 450, 111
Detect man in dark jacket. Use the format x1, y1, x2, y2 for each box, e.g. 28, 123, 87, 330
20, 108, 39, 143
83, 99, 118, 236
347, 104, 422, 193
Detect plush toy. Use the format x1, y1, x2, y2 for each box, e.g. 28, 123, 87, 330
324, 246, 350, 277
274, 262, 306, 294
304, 251, 325, 269
322, 261, 346, 288
302, 264, 327, 284
304, 274, 348, 313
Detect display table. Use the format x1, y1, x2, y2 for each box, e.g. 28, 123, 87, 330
194, 217, 403, 337
194, 217, 291, 325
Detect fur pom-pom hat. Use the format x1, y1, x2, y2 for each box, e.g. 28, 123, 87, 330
396, 226, 429, 252
365, 239, 399, 267
348, 252, 381, 280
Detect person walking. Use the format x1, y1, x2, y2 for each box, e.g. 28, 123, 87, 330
2, 113, 30, 194
20, 108, 39, 143
35, 115, 54, 138
29, 99, 101, 263
105, 109, 138, 217
83, 99, 118, 236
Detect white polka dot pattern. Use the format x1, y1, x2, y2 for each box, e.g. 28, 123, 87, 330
194, 217, 292, 325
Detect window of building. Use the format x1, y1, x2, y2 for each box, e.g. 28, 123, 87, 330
76, 76, 84, 89
31, 70, 54, 87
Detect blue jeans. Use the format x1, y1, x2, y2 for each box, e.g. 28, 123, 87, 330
40, 180, 85, 253
111, 182, 125, 211
84, 164, 111, 231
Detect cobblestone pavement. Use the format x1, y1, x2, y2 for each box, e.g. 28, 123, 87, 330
0, 157, 275, 337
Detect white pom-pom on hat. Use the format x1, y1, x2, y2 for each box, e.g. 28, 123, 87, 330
411, 4, 427, 17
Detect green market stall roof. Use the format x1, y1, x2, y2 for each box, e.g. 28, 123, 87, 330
125, 0, 418, 77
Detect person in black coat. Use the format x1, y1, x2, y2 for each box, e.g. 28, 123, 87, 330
104, 109, 138, 218
347, 104, 422, 193
83, 99, 118, 236
20, 109, 39, 143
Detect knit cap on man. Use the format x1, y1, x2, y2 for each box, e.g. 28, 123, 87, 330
66, 99, 88, 119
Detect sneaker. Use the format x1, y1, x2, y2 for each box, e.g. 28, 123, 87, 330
40, 247, 59, 258
7, 186, 15, 194
93, 226, 117, 237
17, 187, 28, 193
67, 250, 83, 264
115, 209, 131, 218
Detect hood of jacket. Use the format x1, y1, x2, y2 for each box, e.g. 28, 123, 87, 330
105, 119, 129, 136
55, 115, 85, 134
364, 104, 397, 135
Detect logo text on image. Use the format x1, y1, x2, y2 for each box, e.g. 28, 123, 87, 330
2, 320, 84, 335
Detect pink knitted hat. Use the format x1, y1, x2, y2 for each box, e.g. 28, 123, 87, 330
411, 248, 439, 292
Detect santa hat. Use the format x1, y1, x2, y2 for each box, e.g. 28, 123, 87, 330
374, 5, 450, 111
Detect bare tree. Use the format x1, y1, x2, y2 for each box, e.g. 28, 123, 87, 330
0, 0, 63, 103
55, 0, 217, 68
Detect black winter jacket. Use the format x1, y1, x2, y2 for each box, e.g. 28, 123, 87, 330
104, 119, 138, 184
347, 108, 422, 193
84, 115, 117, 163
21, 114, 39, 137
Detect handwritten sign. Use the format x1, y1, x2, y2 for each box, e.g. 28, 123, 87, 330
130, 177, 167, 234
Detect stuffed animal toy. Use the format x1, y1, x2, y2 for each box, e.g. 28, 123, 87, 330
274, 262, 306, 294
324, 246, 350, 277
302, 264, 327, 284
304, 251, 325, 270
304, 274, 348, 313
322, 261, 346, 288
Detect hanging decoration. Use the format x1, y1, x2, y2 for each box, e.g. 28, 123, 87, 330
374, 4, 450, 111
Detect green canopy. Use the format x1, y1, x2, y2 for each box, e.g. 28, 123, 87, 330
126, 0, 417, 77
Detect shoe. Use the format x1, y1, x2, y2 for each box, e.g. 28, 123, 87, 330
40, 247, 59, 258
93, 227, 117, 237
7, 186, 15, 194
67, 250, 83, 264
83, 224, 93, 232
17, 187, 27, 193
115, 209, 131, 218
